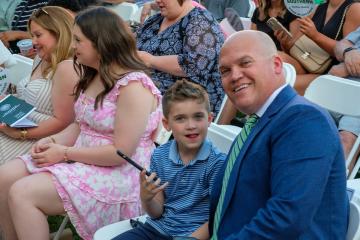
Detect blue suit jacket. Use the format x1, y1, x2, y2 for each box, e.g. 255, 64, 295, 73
209, 86, 348, 239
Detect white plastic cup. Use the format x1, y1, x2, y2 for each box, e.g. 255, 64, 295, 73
17, 39, 33, 55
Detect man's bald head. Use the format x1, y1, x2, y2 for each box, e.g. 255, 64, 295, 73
218, 30, 285, 115
222, 30, 278, 58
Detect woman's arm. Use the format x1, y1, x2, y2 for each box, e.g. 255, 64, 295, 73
27, 60, 78, 138
138, 51, 186, 77
0, 60, 78, 139
32, 80, 157, 167
301, 3, 360, 56
63, 81, 156, 166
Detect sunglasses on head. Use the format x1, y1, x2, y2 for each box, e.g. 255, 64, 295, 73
34, 8, 49, 17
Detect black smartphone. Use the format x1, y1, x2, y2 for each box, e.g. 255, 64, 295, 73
116, 149, 158, 181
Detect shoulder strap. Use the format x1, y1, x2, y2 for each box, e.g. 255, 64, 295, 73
335, 3, 352, 40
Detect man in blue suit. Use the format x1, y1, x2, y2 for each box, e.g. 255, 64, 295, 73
209, 31, 349, 239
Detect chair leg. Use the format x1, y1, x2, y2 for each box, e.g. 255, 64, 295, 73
346, 136, 360, 170
53, 215, 69, 240
349, 155, 360, 179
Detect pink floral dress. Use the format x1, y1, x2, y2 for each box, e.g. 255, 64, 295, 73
21, 72, 162, 240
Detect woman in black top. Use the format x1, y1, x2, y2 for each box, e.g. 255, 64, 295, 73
251, 0, 298, 50
277, 0, 360, 95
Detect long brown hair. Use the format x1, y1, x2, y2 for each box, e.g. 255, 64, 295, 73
73, 7, 148, 109
258, 0, 286, 20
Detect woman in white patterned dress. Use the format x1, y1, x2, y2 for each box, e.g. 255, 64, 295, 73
0, 6, 78, 165
0, 7, 162, 240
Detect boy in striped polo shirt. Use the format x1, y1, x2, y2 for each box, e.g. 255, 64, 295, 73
113, 79, 226, 240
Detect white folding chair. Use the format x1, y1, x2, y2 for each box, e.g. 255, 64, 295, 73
247, 0, 256, 18
283, 62, 296, 87
94, 215, 147, 240
304, 75, 360, 179
6, 54, 33, 85
207, 122, 240, 153
347, 179, 360, 239
106, 2, 139, 22
240, 17, 251, 30
347, 201, 360, 240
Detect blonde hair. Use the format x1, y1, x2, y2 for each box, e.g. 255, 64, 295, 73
28, 6, 74, 78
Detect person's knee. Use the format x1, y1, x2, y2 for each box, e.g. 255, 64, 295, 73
8, 178, 31, 209
339, 131, 357, 154
0, 165, 16, 191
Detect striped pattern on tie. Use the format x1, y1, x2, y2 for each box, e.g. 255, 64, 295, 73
211, 114, 259, 239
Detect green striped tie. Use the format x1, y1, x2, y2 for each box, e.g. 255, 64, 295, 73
211, 114, 259, 240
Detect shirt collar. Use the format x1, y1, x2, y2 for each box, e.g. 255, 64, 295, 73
255, 84, 287, 117
169, 139, 212, 166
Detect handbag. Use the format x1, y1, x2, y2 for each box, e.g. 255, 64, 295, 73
289, 4, 350, 74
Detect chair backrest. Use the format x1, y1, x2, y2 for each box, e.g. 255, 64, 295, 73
6, 54, 33, 85
247, 0, 256, 18
107, 2, 139, 21
347, 201, 360, 240
207, 122, 239, 153
283, 62, 296, 87
304, 75, 360, 117
304, 75, 360, 178
240, 17, 251, 30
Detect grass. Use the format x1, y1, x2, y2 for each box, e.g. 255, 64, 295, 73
48, 215, 82, 240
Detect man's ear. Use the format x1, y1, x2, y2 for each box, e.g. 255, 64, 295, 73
162, 117, 171, 131
273, 55, 283, 74
208, 112, 214, 126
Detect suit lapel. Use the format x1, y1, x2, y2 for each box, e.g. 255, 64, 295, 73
220, 86, 297, 220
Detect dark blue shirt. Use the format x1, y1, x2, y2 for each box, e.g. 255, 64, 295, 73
137, 7, 225, 116
147, 139, 226, 237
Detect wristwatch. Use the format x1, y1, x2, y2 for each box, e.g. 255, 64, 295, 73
343, 46, 357, 58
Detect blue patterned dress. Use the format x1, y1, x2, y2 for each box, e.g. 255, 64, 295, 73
137, 7, 225, 116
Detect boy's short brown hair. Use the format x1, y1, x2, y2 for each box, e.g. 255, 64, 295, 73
162, 79, 211, 118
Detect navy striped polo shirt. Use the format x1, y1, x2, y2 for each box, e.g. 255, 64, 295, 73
146, 139, 226, 237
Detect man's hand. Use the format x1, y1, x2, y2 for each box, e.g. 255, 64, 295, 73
344, 49, 360, 77
140, 170, 168, 203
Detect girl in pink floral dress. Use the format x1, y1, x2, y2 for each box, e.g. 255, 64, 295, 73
0, 7, 162, 240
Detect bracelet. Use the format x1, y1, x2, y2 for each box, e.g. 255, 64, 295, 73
19, 128, 28, 141
343, 46, 357, 59
63, 147, 69, 163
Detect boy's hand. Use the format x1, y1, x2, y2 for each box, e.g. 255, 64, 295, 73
140, 170, 168, 203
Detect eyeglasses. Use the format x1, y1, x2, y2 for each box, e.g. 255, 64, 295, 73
33, 8, 49, 18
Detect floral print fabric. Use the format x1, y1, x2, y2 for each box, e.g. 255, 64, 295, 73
137, 7, 225, 116
21, 72, 162, 240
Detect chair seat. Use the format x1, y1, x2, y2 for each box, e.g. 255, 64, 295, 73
94, 215, 147, 240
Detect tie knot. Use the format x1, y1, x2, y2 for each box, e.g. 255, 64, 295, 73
243, 114, 259, 132
246, 114, 259, 125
